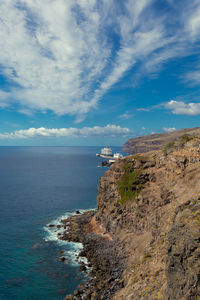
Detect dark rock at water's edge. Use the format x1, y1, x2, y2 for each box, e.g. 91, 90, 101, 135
59, 211, 127, 300
100, 160, 112, 167
58, 256, 66, 262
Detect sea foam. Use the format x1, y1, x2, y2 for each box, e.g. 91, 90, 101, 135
43, 209, 94, 266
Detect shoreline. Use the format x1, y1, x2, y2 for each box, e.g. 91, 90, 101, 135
53, 210, 126, 300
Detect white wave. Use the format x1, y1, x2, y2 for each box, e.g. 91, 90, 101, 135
43, 208, 95, 266
43, 211, 71, 243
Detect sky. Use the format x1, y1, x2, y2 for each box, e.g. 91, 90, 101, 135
1, 0, 200, 146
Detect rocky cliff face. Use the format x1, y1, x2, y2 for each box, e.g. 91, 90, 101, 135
96, 137, 200, 299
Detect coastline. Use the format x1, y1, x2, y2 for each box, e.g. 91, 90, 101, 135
53, 210, 126, 300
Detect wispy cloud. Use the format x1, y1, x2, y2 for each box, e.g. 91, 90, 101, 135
1, 0, 200, 120
163, 127, 176, 132
0, 124, 131, 139
164, 100, 200, 115
184, 70, 200, 86
137, 108, 151, 112
118, 112, 133, 120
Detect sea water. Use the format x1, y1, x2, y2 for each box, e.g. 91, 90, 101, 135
0, 146, 121, 300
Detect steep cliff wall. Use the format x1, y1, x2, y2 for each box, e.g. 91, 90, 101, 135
96, 138, 200, 299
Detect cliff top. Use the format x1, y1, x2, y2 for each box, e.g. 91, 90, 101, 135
123, 126, 200, 154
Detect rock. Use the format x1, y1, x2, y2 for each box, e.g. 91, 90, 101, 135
165, 200, 200, 299
48, 224, 55, 227
57, 224, 62, 228
73, 289, 80, 296
91, 291, 98, 300
79, 263, 87, 272
58, 256, 65, 262
79, 249, 86, 257
61, 219, 68, 224
77, 283, 85, 292
64, 295, 73, 300
76, 210, 81, 214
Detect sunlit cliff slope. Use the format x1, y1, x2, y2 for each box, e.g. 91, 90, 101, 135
96, 135, 200, 299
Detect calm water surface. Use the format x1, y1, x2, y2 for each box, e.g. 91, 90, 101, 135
0, 146, 121, 300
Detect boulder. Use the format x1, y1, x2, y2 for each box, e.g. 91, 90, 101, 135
58, 256, 65, 262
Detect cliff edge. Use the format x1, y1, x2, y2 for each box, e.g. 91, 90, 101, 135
122, 127, 200, 154
96, 135, 200, 299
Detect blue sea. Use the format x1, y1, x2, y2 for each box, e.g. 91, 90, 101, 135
0, 146, 121, 300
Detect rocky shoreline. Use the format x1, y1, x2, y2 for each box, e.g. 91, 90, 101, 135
57, 210, 126, 300
49, 135, 200, 299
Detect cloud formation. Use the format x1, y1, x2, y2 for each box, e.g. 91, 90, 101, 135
118, 112, 133, 120
0, 124, 131, 139
164, 100, 200, 115
0, 0, 200, 120
163, 127, 176, 132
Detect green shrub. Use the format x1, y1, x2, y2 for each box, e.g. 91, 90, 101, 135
141, 252, 152, 263
162, 141, 175, 155
117, 161, 143, 204
180, 134, 194, 143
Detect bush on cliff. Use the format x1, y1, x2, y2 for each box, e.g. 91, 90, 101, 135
117, 161, 143, 204
162, 141, 175, 155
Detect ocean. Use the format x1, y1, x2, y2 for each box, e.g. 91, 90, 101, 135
0, 146, 121, 300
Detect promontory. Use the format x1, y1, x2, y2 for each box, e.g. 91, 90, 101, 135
63, 130, 200, 300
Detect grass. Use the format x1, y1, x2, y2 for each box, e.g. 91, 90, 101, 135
141, 252, 152, 263
180, 134, 196, 143
156, 288, 165, 300
162, 134, 198, 155
117, 161, 144, 204
162, 141, 175, 155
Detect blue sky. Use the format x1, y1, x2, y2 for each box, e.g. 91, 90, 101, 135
1, 0, 200, 146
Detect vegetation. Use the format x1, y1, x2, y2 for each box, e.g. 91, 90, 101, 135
156, 288, 165, 300
162, 141, 175, 155
141, 252, 152, 263
162, 134, 198, 155
117, 161, 143, 204
180, 134, 195, 143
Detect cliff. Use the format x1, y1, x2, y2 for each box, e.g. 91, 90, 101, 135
96, 136, 200, 299
122, 127, 200, 154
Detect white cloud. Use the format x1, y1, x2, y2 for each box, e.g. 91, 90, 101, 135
118, 112, 133, 120
164, 100, 200, 115
0, 0, 111, 119
137, 108, 150, 112
1, 0, 200, 119
184, 70, 200, 85
185, 0, 200, 38
163, 127, 176, 132
0, 124, 131, 139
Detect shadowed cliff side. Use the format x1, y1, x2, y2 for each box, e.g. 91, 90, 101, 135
122, 127, 200, 154
96, 135, 200, 299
